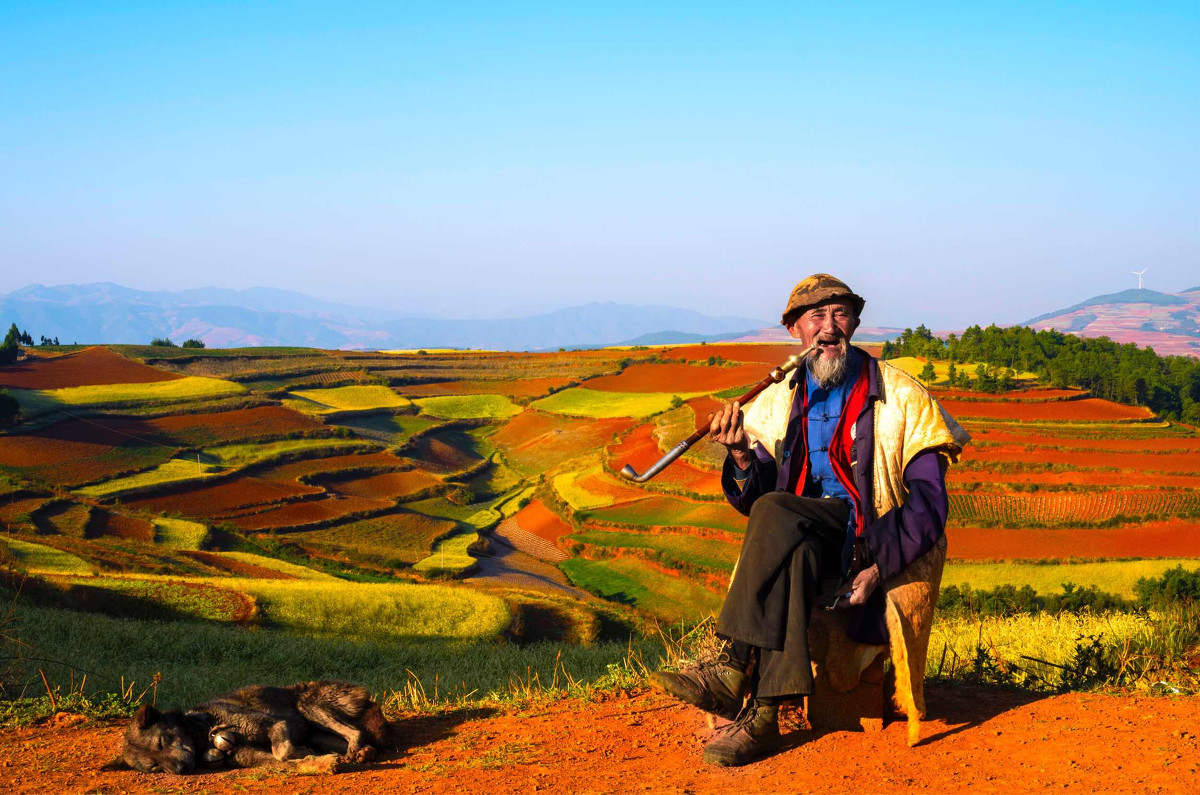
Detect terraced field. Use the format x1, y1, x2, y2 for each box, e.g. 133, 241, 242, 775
2, 341, 1197, 644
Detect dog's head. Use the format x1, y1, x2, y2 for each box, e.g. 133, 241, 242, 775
105, 704, 198, 774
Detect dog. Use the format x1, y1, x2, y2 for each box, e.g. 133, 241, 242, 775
104, 680, 389, 774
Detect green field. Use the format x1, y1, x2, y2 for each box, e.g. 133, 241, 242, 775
571, 529, 739, 572
561, 557, 723, 623
0, 537, 93, 574
75, 458, 224, 498
553, 465, 616, 511
530, 388, 705, 419
330, 413, 442, 444
203, 437, 371, 467
944, 558, 1200, 599
414, 394, 522, 419
219, 552, 336, 580
11, 376, 247, 414
284, 385, 411, 415
152, 518, 209, 549
413, 531, 480, 577
583, 497, 745, 535
296, 510, 458, 566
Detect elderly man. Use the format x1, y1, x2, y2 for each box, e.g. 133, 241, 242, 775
650, 274, 968, 766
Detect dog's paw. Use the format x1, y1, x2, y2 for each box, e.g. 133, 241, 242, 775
296, 753, 342, 774
348, 745, 377, 764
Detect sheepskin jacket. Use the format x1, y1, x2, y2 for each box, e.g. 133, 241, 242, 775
721, 347, 970, 643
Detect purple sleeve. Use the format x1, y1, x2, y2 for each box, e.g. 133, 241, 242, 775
721, 444, 778, 516
861, 450, 948, 582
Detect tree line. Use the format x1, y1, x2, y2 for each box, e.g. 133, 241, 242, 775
883, 324, 1200, 423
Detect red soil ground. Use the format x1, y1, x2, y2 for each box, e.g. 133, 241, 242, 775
10, 688, 1198, 794
608, 424, 722, 493
936, 387, 1088, 401
400, 377, 574, 397
584, 363, 766, 393
959, 446, 1200, 474
0, 416, 170, 467
965, 428, 1200, 451
494, 412, 636, 473
408, 435, 480, 474
0, 346, 182, 389
948, 469, 1200, 489
259, 452, 408, 483
85, 510, 155, 542
0, 496, 49, 526
661, 342, 798, 365
514, 499, 575, 545
569, 468, 649, 505
947, 520, 1200, 559
149, 405, 325, 445
940, 397, 1153, 422
125, 477, 321, 518
231, 495, 390, 531
326, 470, 442, 500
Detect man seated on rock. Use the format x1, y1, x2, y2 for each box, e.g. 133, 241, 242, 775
650, 273, 968, 767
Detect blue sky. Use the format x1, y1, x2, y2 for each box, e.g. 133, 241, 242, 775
2, 2, 1197, 327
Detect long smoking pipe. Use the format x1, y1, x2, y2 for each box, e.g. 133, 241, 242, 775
618, 343, 817, 483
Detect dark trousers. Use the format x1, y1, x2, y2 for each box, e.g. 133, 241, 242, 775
717, 491, 848, 699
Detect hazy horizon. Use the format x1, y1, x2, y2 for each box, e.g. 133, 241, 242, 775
3, 2, 1197, 329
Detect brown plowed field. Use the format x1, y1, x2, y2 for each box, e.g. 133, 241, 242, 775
940, 397, 1153, 421
181, 550, 297, 579
948, 469, 1200, 489
960, 446, 1200, 473
231, 495, 390, 531
937, 387, 1088, 400
8, 688, 1198, 794
85, 510, 155, 541
126, 477, 321, 517
965, 429, 1200, 451
662, 342, 797, 365
495, 412, 636, 473
258, 452, 407, 483
608, 424, 722, 493
149, 405, 325, 445
408, 434, 481, 474
327, 470, 442, 500
585, 363, 766, 393
0, 346, 182, 389
400, 377, 574, 397
947, 520, 1200, 559
514, 499, 575, 545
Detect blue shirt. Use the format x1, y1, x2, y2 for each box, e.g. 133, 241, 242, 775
804, 348, 859, 526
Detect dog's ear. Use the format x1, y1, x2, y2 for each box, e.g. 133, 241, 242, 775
100, 755, 131, 771
133, 703, 158, 729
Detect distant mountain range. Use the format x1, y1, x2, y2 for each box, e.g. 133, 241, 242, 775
1022, 287, 1200, 357
0, 283, 770, 351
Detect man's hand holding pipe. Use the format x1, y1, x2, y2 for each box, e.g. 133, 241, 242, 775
710, 401, 753, 470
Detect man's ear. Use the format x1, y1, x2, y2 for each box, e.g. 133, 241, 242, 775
134, 703, 158, 729
100, 755, 131, 771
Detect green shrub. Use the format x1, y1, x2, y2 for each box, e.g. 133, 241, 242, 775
182, 338, 206, 349
1134, 565, 1200, 608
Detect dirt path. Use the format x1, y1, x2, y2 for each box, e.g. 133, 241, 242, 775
3, 685, 1198, 794
466, 539, 585, 596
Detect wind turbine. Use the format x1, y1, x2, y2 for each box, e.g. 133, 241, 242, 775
1132, 267, 1149, 289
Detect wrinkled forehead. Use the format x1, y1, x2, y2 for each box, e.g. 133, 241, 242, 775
800, 299, 857, 318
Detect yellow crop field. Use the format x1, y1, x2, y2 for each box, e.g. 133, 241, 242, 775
12, 376, 246, 414
0, 536, 93, 574
153, 517, 209, 549
530, 388, 705, 419
219, 552, 336, 580
944, 558, 1200, 599
554, 464, 617, 511
413, 394, 522, 419
75, 458, 223, 498
413, 532, 479, 577
203, 438, 370, 467
886, 357, 1038, 385
284, 385, 411, 415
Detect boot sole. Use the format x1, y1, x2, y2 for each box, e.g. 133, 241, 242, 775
647, 672, 743, 721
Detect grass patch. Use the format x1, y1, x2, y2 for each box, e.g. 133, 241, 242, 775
218, 552, 335, 580
12, 377, 247, 414
330, 413, 441, 444
283, 385, 411, 415
0, 537, 93, 574
75, 458, 224, 498
553, 465, 616, 511
530, 388, 704, 419
561, 557, 722, 623
203, 437, 370, 467
583, 497, 745, 534
153, 518, 209, 549
572, 530, 739, 572
413, 532, 479, 578
944, 558, 1200, 599
414, 394, 522, 419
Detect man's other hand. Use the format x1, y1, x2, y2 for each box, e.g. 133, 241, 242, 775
846, 563, 881, 606
709, 401, 752, 470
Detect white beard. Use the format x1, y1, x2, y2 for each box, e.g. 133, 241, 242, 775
808, 341, 850, 389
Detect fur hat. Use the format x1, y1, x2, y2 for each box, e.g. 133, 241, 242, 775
781, 273, 866, 326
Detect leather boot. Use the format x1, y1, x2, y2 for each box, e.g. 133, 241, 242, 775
701, 701, 782, 767
648, 651, 748, 721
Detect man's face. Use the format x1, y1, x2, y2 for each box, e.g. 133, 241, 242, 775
786, 300, 858, 357
787, 300, 858, 388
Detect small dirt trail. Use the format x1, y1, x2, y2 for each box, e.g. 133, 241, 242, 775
3, 686, 1198, 794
